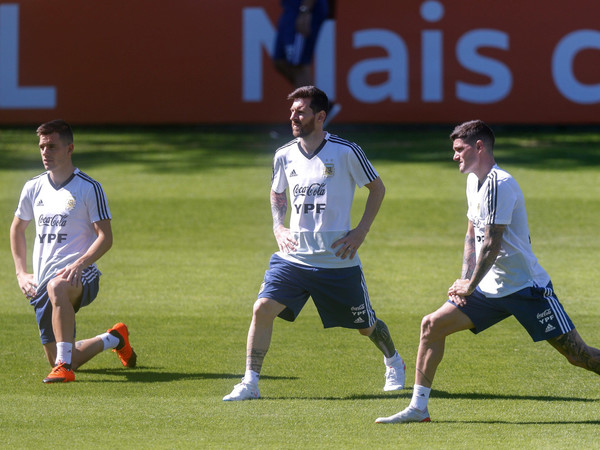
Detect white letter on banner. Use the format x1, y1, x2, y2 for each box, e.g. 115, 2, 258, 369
242, 8, 275, 102
314, 19, 336, 100
422, 29, 443, 102
553, 30, 600, 104
348, 29, 409, 103
0, 4, 56, 109
456, 29, 512, 104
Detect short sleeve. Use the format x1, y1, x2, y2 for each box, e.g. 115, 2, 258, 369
14, 184, 34, 221
484, 177, 516, 225
84, 181, 111, 223
347, 144, 378, 188
271, 153, 288, 193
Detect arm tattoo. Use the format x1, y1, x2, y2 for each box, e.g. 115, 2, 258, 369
270, 190, 287, 231
468, 224, 505, 289
461, 233, 476, 279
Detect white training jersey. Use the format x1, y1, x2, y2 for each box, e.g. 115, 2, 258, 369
14, 168, 112, 289
466, 165, 550, 297
271, 132, 378, 268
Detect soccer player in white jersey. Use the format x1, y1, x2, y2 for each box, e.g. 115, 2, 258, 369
376, 120, 600, 424
10, 119, 136, 383
223, 86, 405, 401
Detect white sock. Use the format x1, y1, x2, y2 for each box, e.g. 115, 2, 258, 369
410, 384, 431, 411
55, 342, 73, 366
98, 332, 121, 351
243, 369, 259, 385
384, 351, 401, 366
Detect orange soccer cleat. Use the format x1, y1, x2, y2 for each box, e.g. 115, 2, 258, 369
43, 362, 75, 383
107, 322, 137, 368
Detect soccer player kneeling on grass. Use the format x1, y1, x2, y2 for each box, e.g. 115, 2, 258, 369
10, 120, 137, 383
376, 120, 600, 424
223, 86, 405, 401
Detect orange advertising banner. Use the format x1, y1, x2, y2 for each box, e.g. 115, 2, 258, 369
0, 0, 599, 124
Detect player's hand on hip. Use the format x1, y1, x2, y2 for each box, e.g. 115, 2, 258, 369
56, 263, 84, 287
332, 229, 366, 260
448, 293, 467, 307
448, 279, 472, 305
17, 272, 37, 300
274, 225, 298, 253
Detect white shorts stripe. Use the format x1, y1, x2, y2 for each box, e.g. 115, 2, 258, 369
291, 33, 305, 65
360, 270, 376, 327
545, 288, 571, 334
81, 265, 101, 285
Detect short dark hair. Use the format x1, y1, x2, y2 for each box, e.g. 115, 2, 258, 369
450, 120, 495, 150
36, 119, 73, 145
287, 85, 329, 115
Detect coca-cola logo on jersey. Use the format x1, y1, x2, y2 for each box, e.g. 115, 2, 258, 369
293, 183, 326, 197
38, 214, 68, 227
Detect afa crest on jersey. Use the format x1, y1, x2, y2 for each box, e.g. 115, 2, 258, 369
66, 194, 77, 211
323, 163, 335, 177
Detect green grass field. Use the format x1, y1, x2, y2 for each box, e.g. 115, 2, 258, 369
1, 124, 599, 448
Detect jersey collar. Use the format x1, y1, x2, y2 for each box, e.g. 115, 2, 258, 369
296, 132, 329, 160
47, 168, 79, 190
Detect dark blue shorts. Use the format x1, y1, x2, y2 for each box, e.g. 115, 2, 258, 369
30, 266, 101, 344
273, 1, 329, 65
449, 282, 574, 342
259, 254, 377, 329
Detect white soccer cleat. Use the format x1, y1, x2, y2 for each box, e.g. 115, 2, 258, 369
375, 406, 431, 424
383, 358, 405, 391
223, 382, 260, 401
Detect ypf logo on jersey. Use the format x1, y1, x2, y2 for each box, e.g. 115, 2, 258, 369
323, 163, 334, 177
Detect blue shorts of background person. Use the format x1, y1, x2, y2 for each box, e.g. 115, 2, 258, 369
273, 0, 329, 66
